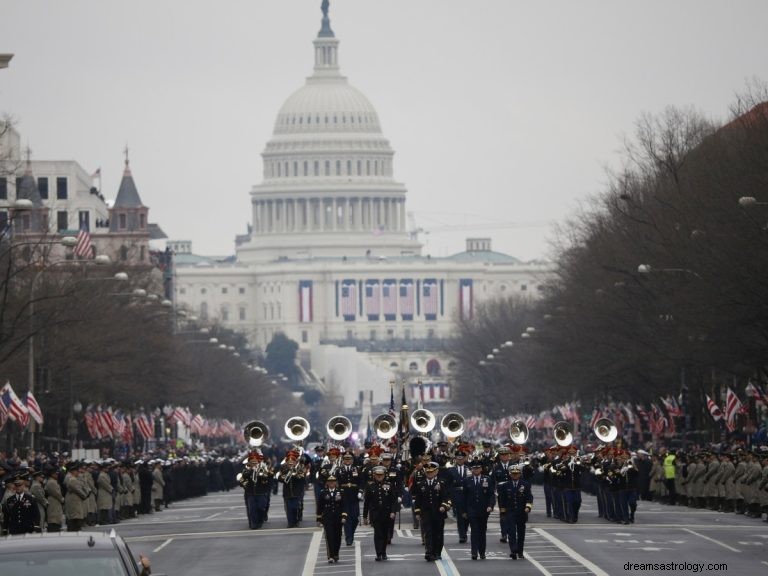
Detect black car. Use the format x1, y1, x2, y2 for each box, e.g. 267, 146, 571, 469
0, 530, 159, 576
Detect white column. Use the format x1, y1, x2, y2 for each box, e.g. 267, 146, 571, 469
354, 198, 362, 230
332, 198, 337, 231
293, 199, 299, 232
344, 198, 350, 230
319, 199, 325, 231
399, 199, 406, 232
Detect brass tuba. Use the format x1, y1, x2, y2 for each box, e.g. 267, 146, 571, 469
410, 408, 436, 434
373, 413, 398, 440
284, 416, 311, 442
509, 420, 529, 445
243, 420, 270, 447
594, 417, 618, 443
553, 421, 573, 447
326, 415, 352, 442
440, 412, 465, 439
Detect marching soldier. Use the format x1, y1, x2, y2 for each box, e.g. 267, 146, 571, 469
462, 459, 495, 560
1, 472, 40, 534
276, 449, 307, 528
412, 461, 452, 562
478, 441, 495, 477
364, 465, 398, 561
336, 451, 362, 545
492, 446, 512, 541
380, 452, 403, 544
446, 448, 472, 543
497, 465, 533, 560
239, 452, 274, 529
317, 474, 345, 563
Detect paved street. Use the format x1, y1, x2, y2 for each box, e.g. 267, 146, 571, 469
87, 486, 768, 575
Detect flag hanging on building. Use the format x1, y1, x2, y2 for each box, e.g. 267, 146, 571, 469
299, 280, 313, 323
423, 279, 438, 319
1, 382, 29, 425
74, 224, 93, 259
459, 278, 473, 320
341, 280, 356, 320
365, 280, 381, 319
382, 279, 397, 320
725, 387, 743, 432
399, 280, 414, 319
24, 391, 44, 425
705, 395, 723, 422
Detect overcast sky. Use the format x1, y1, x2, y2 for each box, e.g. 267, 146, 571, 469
1, 0, 766, 260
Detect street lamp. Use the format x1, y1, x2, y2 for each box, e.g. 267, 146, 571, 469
637, 264, 702, 279
738, 196, 768, 207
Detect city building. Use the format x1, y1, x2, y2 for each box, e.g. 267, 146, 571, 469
173, 6, 554, 410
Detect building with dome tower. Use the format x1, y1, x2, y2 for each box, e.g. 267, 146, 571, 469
173, 3, 553, 411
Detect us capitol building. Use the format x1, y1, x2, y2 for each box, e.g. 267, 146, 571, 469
173, 5, 553, 410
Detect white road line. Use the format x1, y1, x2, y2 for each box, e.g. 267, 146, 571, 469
152, 538, 173, 553
204, 511, 225, 520
125, 526, 320, 541
534, 528, 609, 576
354, 539, 362, 576
526, 552, 555, 576
683, 528, 741, 553
438, 548, 460, 576
301, 530, 322, 576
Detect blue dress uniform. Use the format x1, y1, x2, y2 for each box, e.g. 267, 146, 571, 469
239, 455, 273, 529
446, 455, 472, 542
336, 455, 362, 545
412, 462, 452, 562
364, 467, 398, 561
317, 479, 346, 564
277, 452, 307, 528
1, 475, 41, 535
492, 450, 513, 541
462, 462, 495, 560
497, 467, 533, 559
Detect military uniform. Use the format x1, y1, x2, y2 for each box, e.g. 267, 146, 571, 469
412, 462, 452, 562
446, 455, 472, 542
364, 467, 398, 561
64, 467, 88, 532
44, 470, 65, 532
335, 455, 362, 545
497, 467, 532, 559
462, 461, 495, 560
1, 479, 40, 535
240, 455, 274, 529
317, 479, 346, 563
97, 467, 114, 524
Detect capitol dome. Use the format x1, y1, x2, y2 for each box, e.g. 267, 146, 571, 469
238, 5, 422, 264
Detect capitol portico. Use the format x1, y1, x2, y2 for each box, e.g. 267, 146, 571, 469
173, 4, 553, 410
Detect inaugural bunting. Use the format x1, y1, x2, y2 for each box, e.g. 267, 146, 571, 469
459, 278, 473, 320
299, 280, 313, 323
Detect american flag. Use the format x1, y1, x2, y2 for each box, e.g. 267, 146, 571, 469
705, 395, 723, 421
74, 224, 93, 259
191, 414, 205, 434
341, 281, 356, 319
122, 414, 134, 444
1, 382, 29, 425
524, 415, 537, 430
423, 280, 438, 318
365, 280, 380, 317
725, 388, 743, 432
399, 280, 414, 318
382, 280, 397, 318
84, 405, 102, 439
589, 407, 603, 430
24, 391, 44, 425
135, 413, 154, 440
661, 395, 683, 418
745, 382, 767, 404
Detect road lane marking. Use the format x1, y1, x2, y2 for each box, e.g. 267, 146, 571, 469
125, 526, 321, 542
152, 538, 173, 553
354, 539, 362, 576
436, 548, 460, 576
301, 530, 322, 576
204, 511, 226, 520
534, 528, 609, 576
683, 528, 740, 553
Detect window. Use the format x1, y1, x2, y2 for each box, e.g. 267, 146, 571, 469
221, 308, 229, 321
37, 177, 48, 199
366, 160, 370, 175
56, 211, 68, 231
409, 361, 418, 371
314, 160, 319, 176
56, 177, 68, 199
347, 160, 351, 174
239, 307, 246, 321
303, 161, 308, 176
336, 160, 341, 175
200, 302, 208, 320
404, 328, 411, 340
521, 284, 528, 291
78, 211, 89, 230
120, 245, 128, 261
179, 287, 186, 295
357, 160, 361, 175
387, 328, 394, 339
427, 329, 435, 339
369, 330, 377, 341
140, 245, 145, 261
139, 213, 146, 229
222, 287, 228, 294
0, 211, 8, 231
301, 330, 308, 343
277, 162, 281, 177
325, 160, 330, 175
201, 288, 207, 295
119, 213, 127, 229
239, 287, 245, 294
0, 177, 6, 200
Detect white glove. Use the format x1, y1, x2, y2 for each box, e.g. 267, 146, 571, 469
397, 497, 402, 504
358, 491, 363, 501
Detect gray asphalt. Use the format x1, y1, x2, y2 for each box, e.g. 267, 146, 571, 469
84, 488, 768, 575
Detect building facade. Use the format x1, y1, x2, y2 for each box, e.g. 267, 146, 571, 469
173, 7, 554, 408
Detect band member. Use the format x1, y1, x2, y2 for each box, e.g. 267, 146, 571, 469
497, 465, 533, 560
381, 452, 403, 544
277, 449, 307, 528
478, 441, 496, 477
317, 475, 345, 564
446, 448, 472, 543
462, 459, 495, 560
492, 446, 512, 542
1, 472, 40, 534
240, 452, 274, 529
412, 461, 452, 562
336, 451, 362, 545
364, 465, 398, 561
